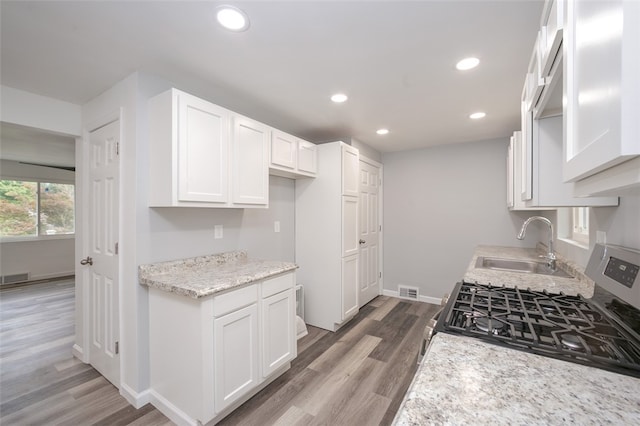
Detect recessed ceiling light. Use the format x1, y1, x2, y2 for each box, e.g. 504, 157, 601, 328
469, 112, 486, 119
331, 93, 348, 103
376, 128, 389, 135
216, 5, 250, 32
456, 57, 480, 71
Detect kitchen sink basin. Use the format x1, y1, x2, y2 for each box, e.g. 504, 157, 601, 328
475, 256, 574, 278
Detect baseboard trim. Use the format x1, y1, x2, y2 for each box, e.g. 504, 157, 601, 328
149, 389, 197, 426
382, 289, 442, 305
121, 384, 152, 409
72, 343, 88, 363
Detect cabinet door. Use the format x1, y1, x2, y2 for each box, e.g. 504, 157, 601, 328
563, 0, 640, 182
213, 303, 259, 412
297, 140, 318, 175
261, 289, 295, 378
232, 116, 269, 206
507, 135, 514, 209
540, 0, 563, 78
342, 144, 359, 197
270, 130, 297, 170
177, 93, 230, 203
342, 254, 359, 321
342, 196, 359, 257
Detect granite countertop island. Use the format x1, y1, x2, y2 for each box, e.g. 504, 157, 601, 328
393, 245, 640, 425
395, 333, 640, 425
139, 250, 297, 299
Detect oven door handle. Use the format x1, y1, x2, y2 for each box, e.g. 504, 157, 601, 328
419, 305, 445, 360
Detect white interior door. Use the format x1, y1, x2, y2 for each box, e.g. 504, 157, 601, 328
84, 119, 120, 387
358, 159, 380, 307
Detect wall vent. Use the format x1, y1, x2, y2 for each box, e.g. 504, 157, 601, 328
295, 284, 304, 320
1, 273, 30, 285
398, 285, 419, 300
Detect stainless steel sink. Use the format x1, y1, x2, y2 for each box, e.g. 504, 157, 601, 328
475, 256, 574, 278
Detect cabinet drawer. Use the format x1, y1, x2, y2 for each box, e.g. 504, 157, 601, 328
213, 284, 258, 317
262, 273, 294, 298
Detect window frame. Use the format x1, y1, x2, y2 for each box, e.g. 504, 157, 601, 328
571, 207, 589, 245
0, 178, 76, 242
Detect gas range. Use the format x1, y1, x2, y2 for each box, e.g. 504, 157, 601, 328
435, 244, 640, 378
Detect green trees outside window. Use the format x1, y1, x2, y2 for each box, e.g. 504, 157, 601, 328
0, 180, 75, 237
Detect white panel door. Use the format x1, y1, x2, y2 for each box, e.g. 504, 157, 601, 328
261, 289, 295, 377
342, 254, 359, 321
178, 93, 229, 203
342, 196, 359, 257
232, 116, 269, 206
358, 160, 380, 307
86, 119, 120, 387
214, 303, 259, 412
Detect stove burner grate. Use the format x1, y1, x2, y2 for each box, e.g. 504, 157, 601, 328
437, 281, 640, 378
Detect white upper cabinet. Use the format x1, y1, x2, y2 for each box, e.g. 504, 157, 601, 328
297, 140, 318, 175
341, 144, 359, 197
508, 131, 545, 210
540, 0, 564, 78
524, 115, 618, 207
269, 130, 317, 179
149, 89, 230, 206
523, 31, 545, 114
232, 115, 269, 206
563, 0, 640, 190
148, 88, 268, 208
270, 130, 297, 171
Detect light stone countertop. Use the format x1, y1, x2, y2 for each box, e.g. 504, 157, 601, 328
138, 250, 297, 299
393, 245, 640, 425
394, 333, 640, 425
463, 244, 594, 297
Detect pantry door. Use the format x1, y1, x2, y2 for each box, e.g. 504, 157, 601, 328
84, 118, 120, 387
358, 157, 382, 307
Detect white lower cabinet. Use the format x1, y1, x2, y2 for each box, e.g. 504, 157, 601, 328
342, 254, 359, 321
213, 302, 259, 412
149, 272, 296, 426
261, 277, 296, 377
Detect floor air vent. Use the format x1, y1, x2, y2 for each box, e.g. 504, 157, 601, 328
1, 273, 30, 285
398, 285, 419, 300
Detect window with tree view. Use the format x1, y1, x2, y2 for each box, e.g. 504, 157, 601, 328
0, 180, 75, 238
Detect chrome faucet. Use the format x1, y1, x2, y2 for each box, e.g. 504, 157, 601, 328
517, 216, 557, 271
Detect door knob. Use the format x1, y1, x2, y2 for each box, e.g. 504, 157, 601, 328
359, 239, 366, 245
80, 256, 93, 266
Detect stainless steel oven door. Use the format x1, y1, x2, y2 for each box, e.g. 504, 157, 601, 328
418, 294, 449, 363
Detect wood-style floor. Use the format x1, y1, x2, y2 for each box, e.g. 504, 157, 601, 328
0, 279, 438, 426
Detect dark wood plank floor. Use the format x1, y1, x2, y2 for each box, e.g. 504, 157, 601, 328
0, 279, 438, 426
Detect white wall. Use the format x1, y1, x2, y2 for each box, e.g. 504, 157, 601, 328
0, 85, 82, 136
382, 138, 532, 300
140, 177, 295, 264
0, 238, 74, 282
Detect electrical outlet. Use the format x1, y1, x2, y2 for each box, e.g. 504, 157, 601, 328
596, 231, 607, 244
274, 221, 280, 233
214, 225, 223, 239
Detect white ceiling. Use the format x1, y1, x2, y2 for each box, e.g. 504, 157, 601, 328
0, 0, 544, 153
